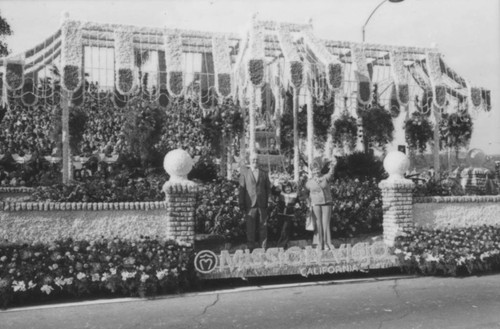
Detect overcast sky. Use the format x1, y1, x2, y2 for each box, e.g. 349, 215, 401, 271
1, 0, 499, 154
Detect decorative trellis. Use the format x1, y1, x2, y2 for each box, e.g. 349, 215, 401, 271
0, 15, 491, 182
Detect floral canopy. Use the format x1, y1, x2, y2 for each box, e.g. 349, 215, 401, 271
0, 14, 491, 175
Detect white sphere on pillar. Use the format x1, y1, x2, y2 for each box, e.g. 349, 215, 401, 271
383, 151, 410, 181
163, 149, 194, 183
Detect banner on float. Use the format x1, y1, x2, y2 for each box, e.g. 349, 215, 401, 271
194, 241, 399, 279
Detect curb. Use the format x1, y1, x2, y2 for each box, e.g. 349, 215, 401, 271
1, 274, 418, 313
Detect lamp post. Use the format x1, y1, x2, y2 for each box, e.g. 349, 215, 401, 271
362, 0, 405, 42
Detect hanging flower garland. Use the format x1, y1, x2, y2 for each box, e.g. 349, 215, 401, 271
389, 50, 410, 106
468, 84, 482, 109
426, 51, 446, 109
61, 20, 83, 92
481, 88, 491, 112
114, 29, 138, 96
277, 24, 303, 89
212, 36, 233, 98
5, 60, 24, 91
21, 76, 38, 107
247, 20, 265, 88
404, 111, 434, 154
389, 84, 400, 118
164, 32, 184, 97
302, 28, 343, 91
351, 44, 372, 106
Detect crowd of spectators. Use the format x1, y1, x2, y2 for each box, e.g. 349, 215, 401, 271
0, 85, 215, 188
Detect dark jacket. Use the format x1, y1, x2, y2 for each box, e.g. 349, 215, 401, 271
239, 167, 271, 209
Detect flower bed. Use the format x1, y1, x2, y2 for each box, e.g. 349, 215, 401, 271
395, 225, 500, 276
0, 237, 196, 309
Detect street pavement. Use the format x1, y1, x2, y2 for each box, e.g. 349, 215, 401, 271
1, 274, 500, 329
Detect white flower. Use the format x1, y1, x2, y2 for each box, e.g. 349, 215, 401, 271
91, 273, 100, 282
110, 268, 117, 275
424, 254, 439, 262
40, 284, 54, 295
0, 256, 7, 262
121, 271, 137, 281
156, 270, 166, 280
101, 273, 111, 282
140, 273, 150, 283
64, 277, 74, 285
394, 248, 402, 255
12, 280, 26, 292
28, 280, 37, 290
76, 272, 87, 280
54, 277, 66, 288
456, 256, 466, 266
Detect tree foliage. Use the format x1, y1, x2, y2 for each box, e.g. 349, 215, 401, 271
0, 12, 12, 57
358, 85, 394, 151
122, 99, 166, 167
50, 106, 88, 154
439, 112, 473, 157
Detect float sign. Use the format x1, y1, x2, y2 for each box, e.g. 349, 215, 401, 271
194, 241, 399, 279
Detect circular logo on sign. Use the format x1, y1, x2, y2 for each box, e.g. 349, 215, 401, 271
194, 250, 218, 274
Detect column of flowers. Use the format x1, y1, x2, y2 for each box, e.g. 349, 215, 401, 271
213, 35, 235, 179
114, 28, 138, 96
246, 18, 266, 153
302, 27, 344, 160
389, 49, 410, 107
164, 31, 184, 97
61, 20, 83, 92
426, 51, 447, 109
351, 43, 371, 152
277, 23, 302, 180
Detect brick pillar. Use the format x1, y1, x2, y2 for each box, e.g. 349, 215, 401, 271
163, 183, 198, 246
162, 149, 199, 246
379, 179, 414, 247
379, 151, 414, 247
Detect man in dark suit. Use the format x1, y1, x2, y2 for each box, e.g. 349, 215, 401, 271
239, 152, 271, 250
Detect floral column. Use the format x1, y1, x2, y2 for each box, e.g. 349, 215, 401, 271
378, 151, 414, 247
162, 149, 198, 246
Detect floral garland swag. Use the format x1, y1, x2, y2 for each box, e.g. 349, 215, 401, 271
114, 29, 138, 96
165, 32, 184, 97
351, 44, 372, 106
426, 51, 447, 109
212, 36, 233, 99
61, 20, 83, 93
277, 24, 303, 89
302, 28, 343, 91
390, 50, 410, 107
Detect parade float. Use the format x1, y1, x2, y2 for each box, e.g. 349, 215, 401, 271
0, 13, 496, 287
